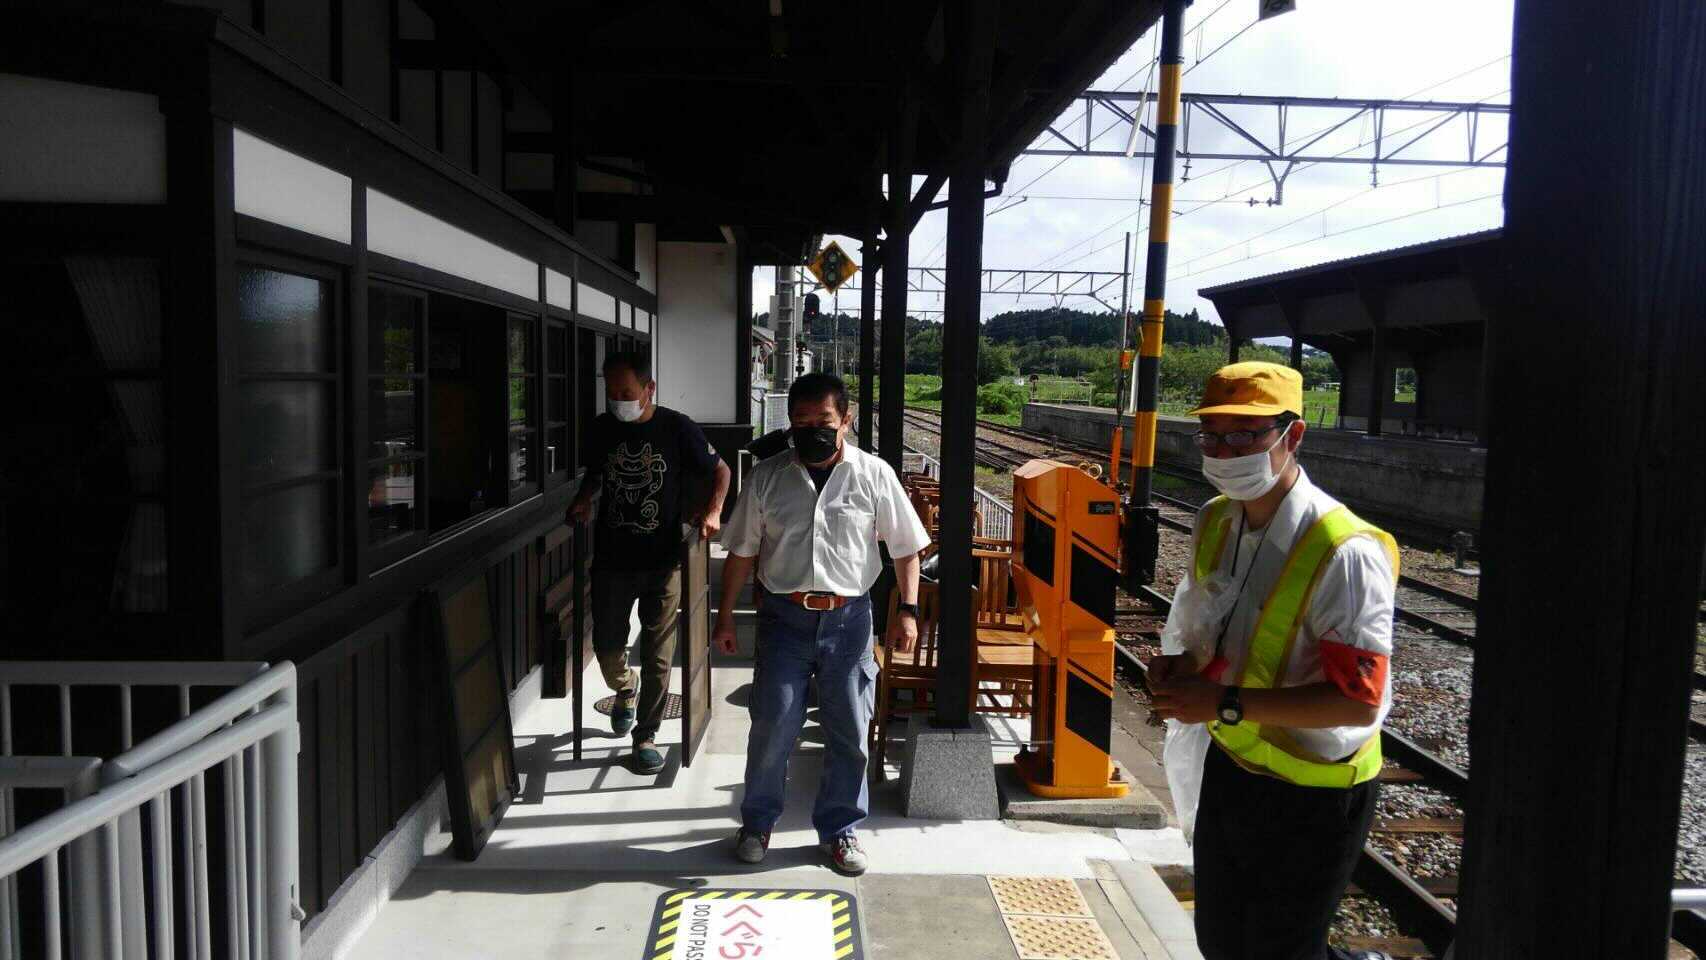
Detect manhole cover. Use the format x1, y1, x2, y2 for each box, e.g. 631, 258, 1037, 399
592, 693, 683, 720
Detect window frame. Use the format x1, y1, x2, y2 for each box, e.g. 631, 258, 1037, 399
543, 311, 575, 486
233, 247, 349, 626
504, 311, 541, 502
363, 279, 432, 570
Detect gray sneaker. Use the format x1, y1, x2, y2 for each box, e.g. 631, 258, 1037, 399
820, 833, 867, 875
734, 829, 769, 864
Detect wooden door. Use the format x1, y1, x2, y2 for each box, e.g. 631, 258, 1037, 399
677, 533, 713, 766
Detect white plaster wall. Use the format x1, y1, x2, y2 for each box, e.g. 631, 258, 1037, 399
233, 128, 352, 243
0, 74, 166, 203
657, 241, 737, 424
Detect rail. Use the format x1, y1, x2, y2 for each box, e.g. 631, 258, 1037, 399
0, 661, 299, 960
902, 446, 1014, 542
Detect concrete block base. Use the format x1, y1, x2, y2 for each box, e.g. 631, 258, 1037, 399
996, 762, 1168, 829
898, 714, 1000, 820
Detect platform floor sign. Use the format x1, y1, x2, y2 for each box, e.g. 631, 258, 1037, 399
645, 888, 863, 960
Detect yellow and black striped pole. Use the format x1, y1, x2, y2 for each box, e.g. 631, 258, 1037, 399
1129, 0, 1190, 505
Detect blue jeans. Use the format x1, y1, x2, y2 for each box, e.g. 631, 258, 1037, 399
740, 593, 877, 842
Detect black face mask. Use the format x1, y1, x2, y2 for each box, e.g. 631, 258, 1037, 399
789, 425, 840, 464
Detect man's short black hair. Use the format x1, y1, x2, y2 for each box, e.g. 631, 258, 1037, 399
603, 349, 652, 383
788, 372, 849, 418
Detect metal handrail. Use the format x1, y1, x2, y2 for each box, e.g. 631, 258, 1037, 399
0, 662, 299, 960
903, 446, 1015, 542
1676, 888, 1706, 909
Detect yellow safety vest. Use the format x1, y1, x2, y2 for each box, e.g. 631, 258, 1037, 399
1192, 495, 1399, 788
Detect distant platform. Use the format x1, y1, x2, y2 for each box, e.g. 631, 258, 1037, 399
1023, 403, 1486, 535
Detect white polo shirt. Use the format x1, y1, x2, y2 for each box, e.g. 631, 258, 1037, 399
1161, 468, 1396, 762
724, 444, 931, 597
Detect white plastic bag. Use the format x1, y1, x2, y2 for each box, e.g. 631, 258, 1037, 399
1155, 570, 1242, 843
1163, 718, 1212, 841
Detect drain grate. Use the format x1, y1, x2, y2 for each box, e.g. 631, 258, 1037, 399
592, 693, 683, 720
987, 876, 1094, 919
1000, 915, 1117, 960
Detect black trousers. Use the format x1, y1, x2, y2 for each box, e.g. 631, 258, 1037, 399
1193, 742, 1379, 960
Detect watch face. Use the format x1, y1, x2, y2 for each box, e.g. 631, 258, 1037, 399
1219, 706, 1240, 725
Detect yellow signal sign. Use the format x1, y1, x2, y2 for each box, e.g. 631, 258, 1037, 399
807, 241, 858, 293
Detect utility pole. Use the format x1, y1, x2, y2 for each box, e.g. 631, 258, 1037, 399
1123, 0, 1190, 590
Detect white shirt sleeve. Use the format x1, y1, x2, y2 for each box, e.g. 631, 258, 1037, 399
1303, 535, 1396, 657
872, 463, 932, 560
723, 467, 765, 559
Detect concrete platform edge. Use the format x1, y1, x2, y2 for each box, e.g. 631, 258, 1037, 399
1109, 859, 1206, 960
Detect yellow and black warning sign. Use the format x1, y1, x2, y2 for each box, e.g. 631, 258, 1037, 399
806, 241, 858, 293
645, 887, 863, 960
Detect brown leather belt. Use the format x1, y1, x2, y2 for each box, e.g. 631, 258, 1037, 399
786, 591, 852, 611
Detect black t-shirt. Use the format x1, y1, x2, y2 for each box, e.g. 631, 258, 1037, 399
806, 464, 833, 494
581, 406, 719, 571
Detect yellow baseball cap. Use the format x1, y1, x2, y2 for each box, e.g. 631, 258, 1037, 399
1188, 361, 1303, 418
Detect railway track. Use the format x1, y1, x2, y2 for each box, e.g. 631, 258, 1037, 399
904, 408, 1483, 646
902, 407, 1706, 953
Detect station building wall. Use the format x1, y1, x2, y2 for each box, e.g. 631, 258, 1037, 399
656, 240, 739, 425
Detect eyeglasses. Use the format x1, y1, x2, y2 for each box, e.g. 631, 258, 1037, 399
1192, 422, 1290, 452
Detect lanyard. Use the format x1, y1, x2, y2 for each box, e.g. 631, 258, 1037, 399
1210, 508, 1269, 667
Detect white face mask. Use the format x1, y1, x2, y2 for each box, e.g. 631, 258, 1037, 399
1200, 425, 1293, 501
609, 397, 647, 423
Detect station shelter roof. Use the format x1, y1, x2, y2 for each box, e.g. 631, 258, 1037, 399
1198, 229, 1503, 342
439, 0, 1161, 263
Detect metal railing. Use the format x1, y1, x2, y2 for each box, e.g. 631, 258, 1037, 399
0, 661, 300, 960
902, 447, 1014, 542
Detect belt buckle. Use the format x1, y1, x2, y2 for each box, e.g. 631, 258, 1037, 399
803, 593, 835, 611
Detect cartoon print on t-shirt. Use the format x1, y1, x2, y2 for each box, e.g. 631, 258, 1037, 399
605, 441, 668, 532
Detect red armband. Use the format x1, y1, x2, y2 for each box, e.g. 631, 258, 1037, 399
1319, 631, 1387, 707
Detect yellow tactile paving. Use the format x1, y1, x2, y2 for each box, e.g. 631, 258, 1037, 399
988, 875, 1095, 918
1001, 914, 1119, 960
987, 875, 1117, 960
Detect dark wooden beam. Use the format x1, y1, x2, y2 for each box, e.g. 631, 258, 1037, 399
551, 68, 577, 233
860, 194, 880, 451
393, 38, 504, 74
1353, 274, 1389, 437
879, 92, 920, 472
933, 0, 996, 728
907, 171, 948, 230
1455, 2, 1706, 955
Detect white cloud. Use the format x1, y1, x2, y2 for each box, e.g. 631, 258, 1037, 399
766, 0, 1515, 332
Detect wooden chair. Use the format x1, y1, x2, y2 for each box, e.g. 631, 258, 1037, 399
970, 542, 1034, 717
869, 581, 966, 776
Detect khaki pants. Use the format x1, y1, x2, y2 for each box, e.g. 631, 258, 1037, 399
590, 565, 682, 744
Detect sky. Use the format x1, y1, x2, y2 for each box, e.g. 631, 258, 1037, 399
754, 0, 1515, 336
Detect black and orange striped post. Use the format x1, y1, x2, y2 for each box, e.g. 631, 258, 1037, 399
1130, 0, 1190, 505
1121, 0, 1189, 591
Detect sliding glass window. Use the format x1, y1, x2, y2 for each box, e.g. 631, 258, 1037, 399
236, 258, 342, 607
367, 283, 428, 558
507, 314, 539, 497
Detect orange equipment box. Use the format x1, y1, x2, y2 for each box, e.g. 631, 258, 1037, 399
1010, 459, 1130, 799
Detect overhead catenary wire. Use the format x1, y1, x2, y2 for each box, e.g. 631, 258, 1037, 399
1168, 190, 1504, 283
918, 0, 1241, 269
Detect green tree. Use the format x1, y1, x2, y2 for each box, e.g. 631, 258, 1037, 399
977, 338, 1017, 385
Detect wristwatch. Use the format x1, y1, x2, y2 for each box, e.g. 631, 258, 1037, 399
1217, 685, 1244, 726
897, 601, 921, 620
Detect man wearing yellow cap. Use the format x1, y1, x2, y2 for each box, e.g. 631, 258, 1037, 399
1150, 361, 1399, 960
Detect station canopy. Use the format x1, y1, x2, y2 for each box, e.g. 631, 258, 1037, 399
446, 0, 1160, 261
